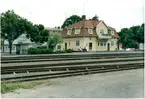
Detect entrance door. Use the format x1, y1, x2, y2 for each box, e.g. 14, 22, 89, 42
16, 44, 21, 54
107, 43, 110, 51
65, 43, 67, 50
89, 43, 92, 50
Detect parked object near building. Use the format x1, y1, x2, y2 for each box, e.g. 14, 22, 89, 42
61, 15, 119, 51
139, 43, 144, 51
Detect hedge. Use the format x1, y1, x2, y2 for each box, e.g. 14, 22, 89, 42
27, 48, 73, 54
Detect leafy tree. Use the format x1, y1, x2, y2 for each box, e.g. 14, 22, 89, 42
136, 23, 144, 43
118, 28, 134, 50
26, 24, 49, 45
118, 23, 144, 50
1, 10, 29, 54
47, 32, 62, 50
61, 15, 82, 28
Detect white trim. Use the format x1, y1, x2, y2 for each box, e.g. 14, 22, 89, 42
96, 21, 102, 27
96, 21, 109, 29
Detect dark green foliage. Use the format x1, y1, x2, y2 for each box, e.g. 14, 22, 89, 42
26, 24, 49, 44
118, 23, 144, 50
61, 15, 82, 28
65, 49, 74, 53
1, 10, 30, 54
1, 10, 50, 54
27, 47, 73, 54
27, 47, 53, 54
54, 50, 67, 54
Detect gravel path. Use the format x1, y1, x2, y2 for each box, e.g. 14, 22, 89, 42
1, 69, 144, 98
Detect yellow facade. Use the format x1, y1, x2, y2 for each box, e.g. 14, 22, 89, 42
62, 22, 118, 51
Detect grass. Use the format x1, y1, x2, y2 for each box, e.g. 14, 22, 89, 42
1, 81, 45, 94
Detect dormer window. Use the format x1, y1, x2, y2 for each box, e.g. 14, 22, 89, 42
75, 29, 80, 34
111, 31, 114, 35
88, 29, 93, 34
67, 29, 71, 35
100, 29, 104, 35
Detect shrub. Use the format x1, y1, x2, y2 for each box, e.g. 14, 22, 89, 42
27, 48, 73, 54
27, 47, 53, 54
65, 49, 73, 53
54, 50, 67, 54
37, 46, 47, 49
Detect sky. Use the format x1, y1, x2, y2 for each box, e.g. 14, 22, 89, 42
0, 0, 144, 32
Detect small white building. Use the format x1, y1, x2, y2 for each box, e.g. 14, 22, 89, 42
2, 27, 63, 54
3, 34, 38, 54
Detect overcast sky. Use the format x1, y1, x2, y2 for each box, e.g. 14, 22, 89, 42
0, 0, 144, 31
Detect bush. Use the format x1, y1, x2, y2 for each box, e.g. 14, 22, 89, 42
65, 49, 74, 53
27, 48, 73, 54
37, 46, 47, 49
54, 50, 67, 54
27, 47, 53, 54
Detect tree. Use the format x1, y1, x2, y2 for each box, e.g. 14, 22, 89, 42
47, 32, 62, 50
118, 23, 144, 50
136, 23, 144, 43
26, 24, 49, 45
118, 28, 135, 50
61, 15, 82, 28
1, 10, 29, 54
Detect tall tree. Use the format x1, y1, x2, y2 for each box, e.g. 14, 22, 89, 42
136, 23, 144, 43
1, 10, 29, 54
26, 24, 49, 45
61, 15, 82, 28
118, 23, 144, 50
118, 28, 134, 50
47, 32, 62, 50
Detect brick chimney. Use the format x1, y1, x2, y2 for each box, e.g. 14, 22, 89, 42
82, 15, 86, 20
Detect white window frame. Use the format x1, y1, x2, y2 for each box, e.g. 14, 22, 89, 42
88, 29, 93, 34
75, 29, 80, 34
76, 40, 80, 46
67, 30, 71, 35
100, 29, 104, 35
111, 31, 114, 35
100, 42, 103, 46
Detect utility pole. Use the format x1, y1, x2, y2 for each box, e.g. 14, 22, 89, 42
83, 0, 88, 15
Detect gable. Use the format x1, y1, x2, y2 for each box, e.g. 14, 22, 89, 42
96, 21, 108, 35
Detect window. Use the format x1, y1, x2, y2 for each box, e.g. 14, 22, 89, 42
67, 30, 71, 35
76, 40, 80, 46
100, 42, 103, 46
98, 42, 100, 46
89, 37, 91, 40
100, 29, 104, 35
111, 31, 114, 35
75, 29, 80, 34
57, 45, 61, 50
88, 29, 93, 34
89, 43, 92, 50
104, 42, 106, 46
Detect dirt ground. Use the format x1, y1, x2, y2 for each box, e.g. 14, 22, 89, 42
1, 69, 144, 98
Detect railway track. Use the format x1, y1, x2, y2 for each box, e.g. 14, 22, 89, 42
1, 51, 144, 82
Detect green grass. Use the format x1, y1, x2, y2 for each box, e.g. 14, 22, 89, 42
1, 81, 45, 94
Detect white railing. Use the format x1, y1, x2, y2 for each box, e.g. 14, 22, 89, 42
98, 34, 112, 39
